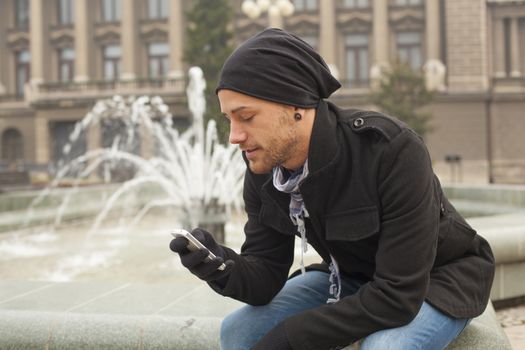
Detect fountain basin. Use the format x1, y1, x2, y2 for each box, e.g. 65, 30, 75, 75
444, 183, 525, 304
0, 184, 523, 348
0, 281, 511, 350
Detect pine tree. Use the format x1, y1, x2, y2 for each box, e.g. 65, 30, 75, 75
184, 0, 234, 143
369, 61, 434, 138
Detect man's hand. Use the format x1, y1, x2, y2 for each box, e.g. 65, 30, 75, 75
251, 322, 292, 350
170, 228, 234, 281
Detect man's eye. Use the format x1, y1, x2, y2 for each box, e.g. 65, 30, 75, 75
241, 114, 254, 121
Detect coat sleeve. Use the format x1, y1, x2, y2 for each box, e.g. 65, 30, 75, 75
284, 130, 441, 350
208, 170, 296, 305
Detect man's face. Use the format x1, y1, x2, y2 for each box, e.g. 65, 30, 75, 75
218, 89, 302, 174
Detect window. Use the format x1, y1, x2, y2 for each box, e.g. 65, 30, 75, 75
101, 0, 121, 22
393, 0, 423, 6
1, 128, 24, 162
15, 50, 31, 97
397, 32, 422, 69
148, 0, 169, 19
58, 0, 74, 24
345, 34, 369, 87
15, 0, 30, 29
58, 48, 75, 82
294, 0, 317, 11
102, 45, 121, 80
343, 0, 370, 8
148, 43, 169, 77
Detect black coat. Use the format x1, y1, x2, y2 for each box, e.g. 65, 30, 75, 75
212, 100, 495, 350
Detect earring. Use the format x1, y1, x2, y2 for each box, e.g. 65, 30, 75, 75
294, 113, 302, 121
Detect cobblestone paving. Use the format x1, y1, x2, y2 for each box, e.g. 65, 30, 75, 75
496, 304, 525, 349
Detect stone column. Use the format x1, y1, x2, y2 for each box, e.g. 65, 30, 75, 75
371, 0, 389, 87
424, 0, 445, 91
0, 1, 7, 94
29, 0, 52, 84
121, 0, 139, 80
168, 0, 185, 79
74, 0, 93, 82
34, 116, 50, 164
87, 120, 102, 152
425, 0, 440, 61
86, 120, 102, 180
319, 0, 338, 78
509, 17, 521, 77
139, 123, 154, 159
493, 17, 506, 78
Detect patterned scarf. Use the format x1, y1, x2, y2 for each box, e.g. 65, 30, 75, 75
272, 161, 310, 275
272, 160, 341, 303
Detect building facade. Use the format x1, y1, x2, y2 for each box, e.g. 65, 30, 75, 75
0, 0, 189, 175
0, 0, 524, 183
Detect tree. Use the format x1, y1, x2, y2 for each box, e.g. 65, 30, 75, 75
369, 61, 434, 138
184, 0, 234, 143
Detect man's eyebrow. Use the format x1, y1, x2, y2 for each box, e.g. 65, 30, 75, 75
222, 106, 249, 118
231, 106, 248, 114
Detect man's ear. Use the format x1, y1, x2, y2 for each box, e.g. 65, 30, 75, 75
292, 107, 304, 121
293, 106, 307, 115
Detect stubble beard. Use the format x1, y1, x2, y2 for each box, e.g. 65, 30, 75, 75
250, 111, 301, 174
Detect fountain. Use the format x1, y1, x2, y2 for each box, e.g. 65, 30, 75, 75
23, 67, 245, 244
0, 69, 520, 350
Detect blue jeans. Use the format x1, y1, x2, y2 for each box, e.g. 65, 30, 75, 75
221, 271, 470, 350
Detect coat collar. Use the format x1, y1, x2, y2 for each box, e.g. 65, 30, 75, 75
306, 100, 339, 175
243, 100, 342, 235
242, 99, 340, 177
257, 100, 341, 218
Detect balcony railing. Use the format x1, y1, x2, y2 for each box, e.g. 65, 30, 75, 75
37, 80, 116, 93
26, 77, 187, 103
37, 77, 185, 93
492, 76, 525, 90
7, 25, 29, 33
0, 94, 26, 103
339, 79, 371, 90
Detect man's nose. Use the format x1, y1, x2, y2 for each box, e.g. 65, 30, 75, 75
229, 120, 247, 145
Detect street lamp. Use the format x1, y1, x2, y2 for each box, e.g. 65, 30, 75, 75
241, 0, 295, 29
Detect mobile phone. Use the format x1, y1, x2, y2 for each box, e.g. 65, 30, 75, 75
171, 229, 226, 271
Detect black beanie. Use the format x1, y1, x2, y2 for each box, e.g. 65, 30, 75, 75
216, 28, 341, 108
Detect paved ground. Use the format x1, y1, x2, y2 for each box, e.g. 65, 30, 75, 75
496, 304, 525, 349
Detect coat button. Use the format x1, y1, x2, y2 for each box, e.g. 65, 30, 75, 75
353, 117, 365, 128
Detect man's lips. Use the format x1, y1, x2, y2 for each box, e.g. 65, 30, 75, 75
243, 147, 259, 159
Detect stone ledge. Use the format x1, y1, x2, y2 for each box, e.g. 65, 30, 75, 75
470, 212, 525, 264
445, 303, 512, 350
0, 303, 511, 350
468, 212, 525, 301
0, 310, 221, 350
341, 303, 511, 350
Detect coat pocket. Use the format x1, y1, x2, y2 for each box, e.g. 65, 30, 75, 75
325, 206, 380, 241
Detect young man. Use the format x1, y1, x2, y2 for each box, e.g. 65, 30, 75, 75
170, 28, 495, 350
